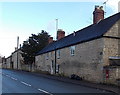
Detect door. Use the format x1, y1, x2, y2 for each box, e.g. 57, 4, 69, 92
10, 61, 13, 69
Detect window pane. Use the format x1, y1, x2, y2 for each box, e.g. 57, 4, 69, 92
70, 46, 75, 56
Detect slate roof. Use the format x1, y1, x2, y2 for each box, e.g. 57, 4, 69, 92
37, 12, 120, 55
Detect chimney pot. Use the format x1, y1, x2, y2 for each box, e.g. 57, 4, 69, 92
100, 6, 103, 10
95, 5, 99, 9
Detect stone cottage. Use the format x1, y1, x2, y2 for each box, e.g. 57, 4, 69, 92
5, 49, 23, 70
11, 49, 23, 70
36, 6, 120, 84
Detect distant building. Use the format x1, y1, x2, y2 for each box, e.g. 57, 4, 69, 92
1, 57, 6, 68
5, 55, 12, 69
0, 56, 2, 63
35, 6, 120, 85
0, 56, 2, 68
11, 49, 22, 70
5, 49, 24, 70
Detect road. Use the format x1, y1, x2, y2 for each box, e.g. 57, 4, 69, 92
0, 69, 114, 94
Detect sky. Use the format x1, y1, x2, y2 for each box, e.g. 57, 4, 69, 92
0, 0, 120, 57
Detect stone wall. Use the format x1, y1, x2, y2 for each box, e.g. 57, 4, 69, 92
21, 64, 32, 72
12, 51, 17, 69
118, 18, 120, 56
103, 38, 119, 65
6, 56, 11, 69
36, 51, 55, 74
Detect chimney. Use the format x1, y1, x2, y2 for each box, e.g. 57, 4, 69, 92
15, 47, 17, 51
48, 37, 53, 44
57, 29, 65, 40
93, 5, 104, 24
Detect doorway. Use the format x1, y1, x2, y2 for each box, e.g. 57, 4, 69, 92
51, 60, 54, 74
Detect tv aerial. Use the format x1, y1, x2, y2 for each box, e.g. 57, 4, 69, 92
103, 0, 109, 18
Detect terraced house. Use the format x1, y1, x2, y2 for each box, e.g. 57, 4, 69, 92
5, 49, 23, 70
36, 6, 120, 85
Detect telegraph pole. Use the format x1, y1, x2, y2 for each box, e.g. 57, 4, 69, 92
17, 36, 19, 49
56, 19, 58, 32
55, 19, 58, 74
56, 19, 58, 40
17, 36, 19, 69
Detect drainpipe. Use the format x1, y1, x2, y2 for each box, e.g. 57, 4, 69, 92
54, 49, 56, 74
17, 51, 18, 69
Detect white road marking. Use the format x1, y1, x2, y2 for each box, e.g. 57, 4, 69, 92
2, 72, 53, 95
11, 77, 17, 81
5, 75, 10, 77
38, 88, 53, 95
21, 81, 31, 87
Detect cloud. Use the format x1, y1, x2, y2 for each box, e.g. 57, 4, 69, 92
0, 25, 32, 57
119, 1, 120, 12
0, 0, 119, 13
107, 0, 120, 13
0, 0, 110, 2
0, 33, 16, 57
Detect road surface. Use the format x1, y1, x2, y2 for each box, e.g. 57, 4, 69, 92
0, 69, 115, 94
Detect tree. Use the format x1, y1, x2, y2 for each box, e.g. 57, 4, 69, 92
21, 30, 50, 65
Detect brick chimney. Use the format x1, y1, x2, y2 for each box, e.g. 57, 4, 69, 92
48, 37, 53, 44
93, 5, 104, 24
57, 29, 65, 40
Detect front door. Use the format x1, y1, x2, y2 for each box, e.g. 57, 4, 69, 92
10, 61, 13, 69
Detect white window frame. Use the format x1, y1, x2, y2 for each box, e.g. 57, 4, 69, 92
70, 46, 75, 56
57, 50, 60, 59
56, 64, 59, 73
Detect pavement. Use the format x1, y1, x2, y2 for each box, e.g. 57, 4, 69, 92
30, 71, 120, 95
